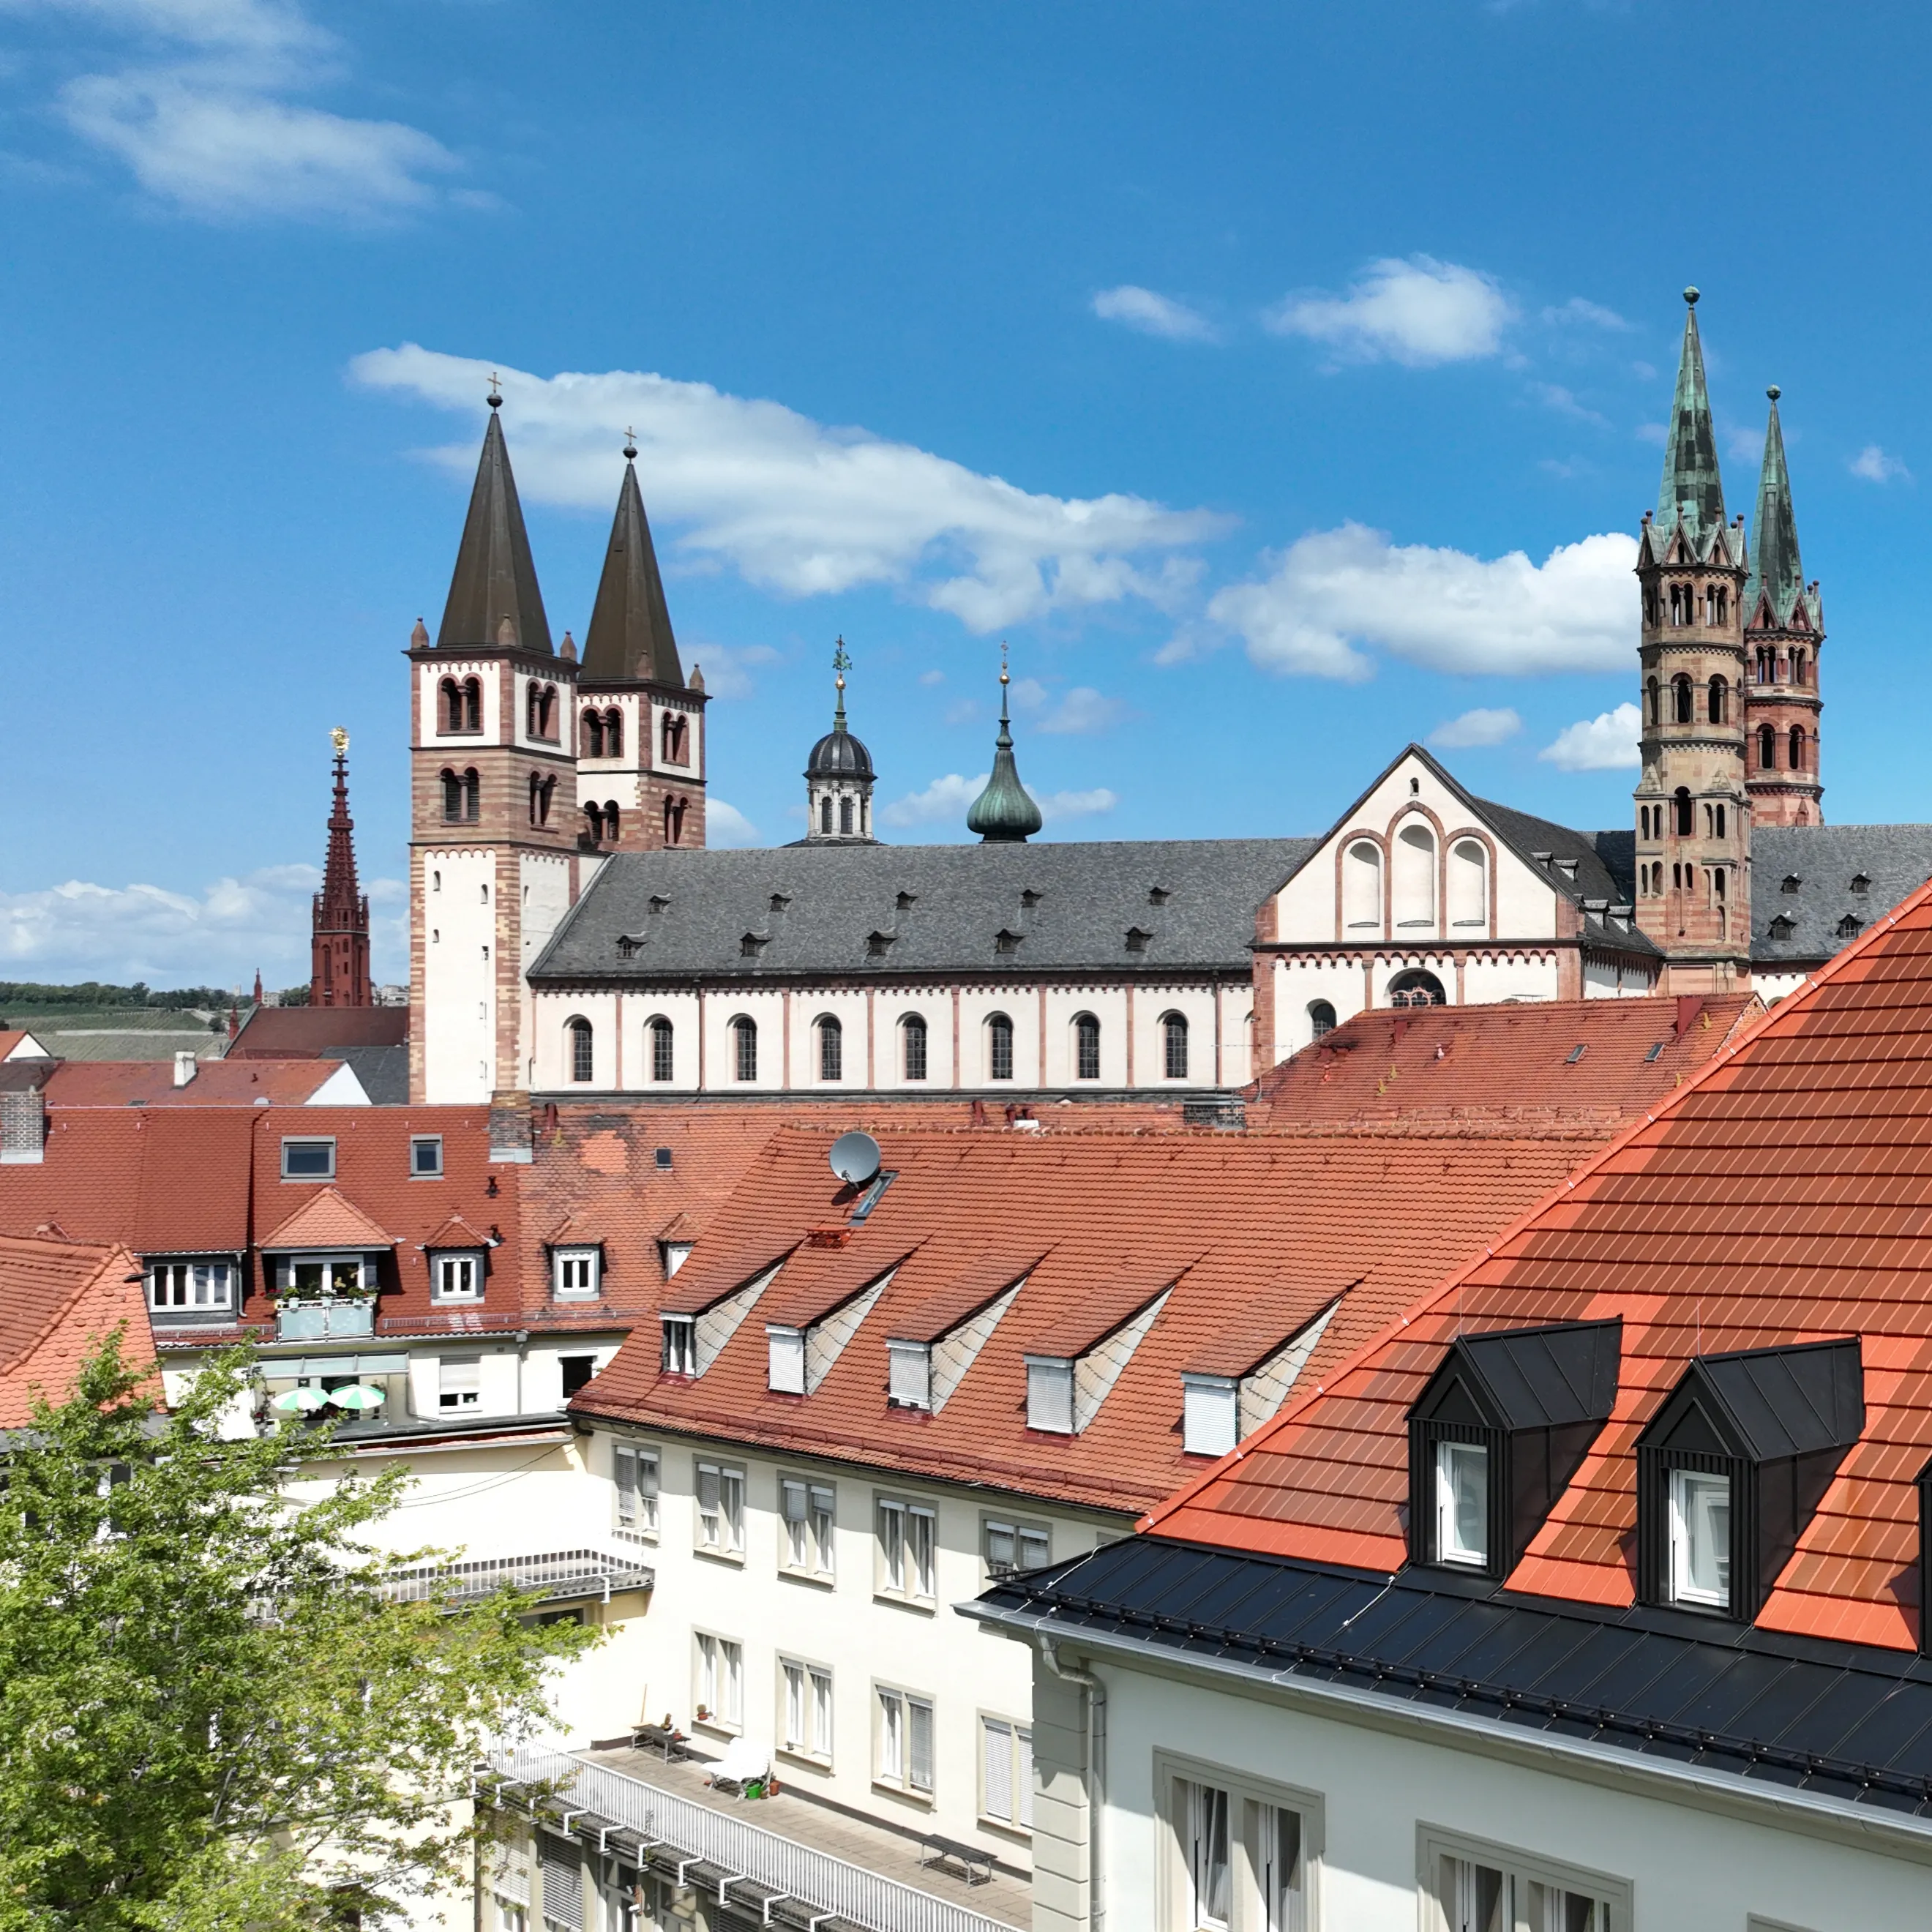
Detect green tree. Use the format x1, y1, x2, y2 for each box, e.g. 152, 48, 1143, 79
0, 1334, 596, 1931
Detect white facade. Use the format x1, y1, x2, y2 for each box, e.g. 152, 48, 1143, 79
420, 847, 499, 1105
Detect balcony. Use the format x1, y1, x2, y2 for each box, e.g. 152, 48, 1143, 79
489, 1743, 1026, 1932
275, 1300, 375, 1341
385, 1548, 653, 1609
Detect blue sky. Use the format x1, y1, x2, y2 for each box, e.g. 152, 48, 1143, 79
2, 0, 1929, 988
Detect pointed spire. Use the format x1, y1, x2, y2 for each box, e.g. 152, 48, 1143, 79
311, 729, 372, 1008
1744, 385, 1807, 626
967, 646, 1044, 844
436, 393, 553, 654
1655, 287, 1727, 555
580, 434, 682, 684
832, 636, 850, 730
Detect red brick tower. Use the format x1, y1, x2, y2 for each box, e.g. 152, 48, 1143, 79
310, 727, 372, 1008
1633, 290, 1753, 992
1742, 387, 1824, 826
573, 433, 708, 851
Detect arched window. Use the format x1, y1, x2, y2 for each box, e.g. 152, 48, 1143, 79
1646, 676, 1660, 727
648, 1016, 674, 1083
566, 1017, 594, 1085
1386, 969, 1446, 1009
1672, 675, 1693, 724
584, 804, 605, 844
986, 1012, 1014, 1082
441, 768, 463, 822
1643, 590, 1657, 627
581, 709, 604, 757
1792, 650, 1808, 686
1073, 1012, 1101, 1082
1715, 804, 1726, 840
1342, 839, 1382, 932
1161, 1011, 1188, 1080
604, 801, 621, 843
1669, 584, 1685, 626
817, 1015, 844, 1082
902, 1013, 928, 1082
1393, 821, 1436, 929
439, 677, 460, 730
820, 797, 834, 834
1674, 787, 1693, 837
1308, 1000, 1337, 1041
839, 796, 854, 835
1707, 675, 1726, 724
604, 708, 624, 757
527, 684, 557, 741
662, 713, 688, 764
1710, 587, 1727, 625
1447, 839, 1487, 928
1789, 726, 1805, 771
1759, 724, 1775, 770
731, 1016, 757, 1083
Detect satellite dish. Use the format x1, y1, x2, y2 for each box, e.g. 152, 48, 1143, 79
829, 1131, 882, 1186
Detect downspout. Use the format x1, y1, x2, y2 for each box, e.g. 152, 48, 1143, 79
1038, 1636, 1105, 1932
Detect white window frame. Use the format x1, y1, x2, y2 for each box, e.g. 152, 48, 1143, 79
280, 1137, 336, 1180
981, 1514, 1050, 1581
978, 1712, 1033, 1833
1154, 1751, 1323, 1932
1025, 1356, 1075, 1434
1669, 1465, 1731, 1609
431, 1251, 484, 1303
1434, 1438, 1490, 1568
552, 1247, 602, 1302
694, 1630, 744, 1731
780, 1475, 836, 1580
779, 1656, 834, 1764
768, 1325, 806, 1393
410, 1134, 444, 1178
438, 1355, 482, 1411
146, 1258, 235, 1313
279, 1252, 374, 1297
613, 1442, 659, 1543
874, 1683, 935, 1797
1418, 1823, 1628, 1932
662, 1314, 697, 1374
875, 1492, 937, 1605
695, 1459, 746, 1560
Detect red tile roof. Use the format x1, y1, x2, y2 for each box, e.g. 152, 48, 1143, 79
259, 1186, 398, 1251
1147, 877, 1932, 1651
44, 1058, 342, 1108
572, 1126, 1597, 1516
227, 1008, 408, 1058
0, 1232, 152, 1427
1246, 995, 1758, 1132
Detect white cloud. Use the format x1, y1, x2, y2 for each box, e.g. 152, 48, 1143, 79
1726, 425, 1763, 465
1208, 523, 1637, 681
1541, 297, 1631, 332
1529, 382, 1606, 427
1634, 422, 1667, 446
684, 641, 779, 700
1091, 285, 1217, 343
9, 0, 457, 220
881, 774, 983, 829
0, 862, 410, 985
1038, 686, 1126, 735
1268, 256, 1513, 367
705, 799, 761, 847
1538, 702, 1641, 772
1039, 787, 1117, 822
918, 669, 945, 687
354, 346, 1227, 634
1429, 706, 1521, 750
1850, 444, 1912, 484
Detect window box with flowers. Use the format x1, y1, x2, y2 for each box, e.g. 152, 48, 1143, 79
272, 1253, 380, 1340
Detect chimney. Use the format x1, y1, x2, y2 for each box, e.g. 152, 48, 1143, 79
173, 1050, 198, 1087
0, 1086, 44, 1164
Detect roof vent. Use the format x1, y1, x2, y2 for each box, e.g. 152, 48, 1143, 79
896, 891, 917, 911
1781, 875, 1800, 894
1768, 914, 1795, 940
1555, 858, 1578, 880
1020, 888, 1042, 910
740, 932, 768, 959
1851, 873, 1872, 894
1531, 850, 1552, 864
1148, 886, 1170, 907
1837, 915, 1864, 940
1125, 927, 1152, 954
995, 929, 1022, 956
866, 931, 895, 959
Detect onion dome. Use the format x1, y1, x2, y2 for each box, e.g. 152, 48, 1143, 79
806, 648, 875, 780
967, 659, 1043, 843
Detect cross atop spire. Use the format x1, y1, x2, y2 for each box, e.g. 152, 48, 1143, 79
580, 441, 682, 685
436, 405, 552, 654
1745, 385, 1808, 628
832, 637, 850, 724
1655, 286, 1728, 558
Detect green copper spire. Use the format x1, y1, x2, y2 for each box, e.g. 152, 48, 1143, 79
966, 649, 1043, 843
1655, 288, 1727, 556
1744, 386, 1807, 626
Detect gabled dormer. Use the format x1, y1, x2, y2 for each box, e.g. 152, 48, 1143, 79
1022, 1262, 1181, 1435
1406, 1319, 1622, 1580
885, 1251, 1039, 1414
764, 1254, 906, 1395
659, 1249, 789, 1379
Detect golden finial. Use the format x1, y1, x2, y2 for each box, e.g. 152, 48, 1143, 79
833, 635, 849, 693
999, 639, 1010, 687
330, 726, 349, 756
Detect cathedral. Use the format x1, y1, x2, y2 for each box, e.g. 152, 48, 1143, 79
385, 295, 1932, 1112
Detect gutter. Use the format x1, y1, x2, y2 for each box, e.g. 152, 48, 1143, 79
967, 1601, 1932, 1868
1037, 1637, 1106, 1932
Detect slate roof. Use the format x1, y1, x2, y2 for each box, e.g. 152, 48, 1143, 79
1751, 824, 1932, 967
531, 839, 1317, 982
1145, 865, 1932, 1652
435, 405, 552, 654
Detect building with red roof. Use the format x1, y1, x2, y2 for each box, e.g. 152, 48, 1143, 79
970, 870, 1932, 1932
0, 1231, 151, 1427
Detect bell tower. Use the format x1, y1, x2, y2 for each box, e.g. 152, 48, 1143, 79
407, 385, 580, 1109
1632, 289, 1752, 992
804, 640, 877, 842
1742, 387, 1825, 825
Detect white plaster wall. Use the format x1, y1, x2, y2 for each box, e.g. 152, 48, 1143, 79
536, 988, 619, 1090
1461, 953, 1560, 1004
1755, 969, 1811, 1003
520, 1338, 624, 1414
1129, 986, 1217, 1087
621, 988, 703, 1092
416, 659, 501, 746
958, 986, 1041, 1088
872, 989, 956, 1090
1269, 957, 1368, 1064
1042, 987, 1128, 1088
1583, 955, 1656, 998
1491, 847, 1562, 940
1087, 1655, 1932, 1932
1370, 952, 1461, 1006
593, 1429, 1123, 1870
789, 989, 874, 1090
703, 988, 789, 1093
421, 848, 498, 1104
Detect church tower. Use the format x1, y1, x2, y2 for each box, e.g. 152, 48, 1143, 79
310, 728, 372, 1008
804, 640, 877, 842
574, 434, 708, 852
1742, 387, 1825, 825
1632, 290, 1752, 992
408, 388, 580, 1109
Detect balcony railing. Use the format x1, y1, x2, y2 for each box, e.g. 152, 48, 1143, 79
488, 1745, 1013, 1932
276, 1300, 375, 1341
386, 1549, 654, 1608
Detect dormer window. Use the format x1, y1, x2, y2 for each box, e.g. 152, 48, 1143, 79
1125, 927, 1152, 954
995, 929, 1022, 956
888, 1339, 932, 1410
1635, 1338, 1862, 1620
662, 1315, 697, 1376
1024, 1280, 1173, 1437
1781, 875, 1801, 894
1407, 1319, 1621, 1578
148, 1259, 236, 1315
1025, 1358, 1075, 1434
1838, 916, 1863, 940
767, 1325, 806, 1394
431, 1252, 484, 1303
552, 1246, 602, 1301
1852, 872, 1872, 894
1768, 914, 1795, 940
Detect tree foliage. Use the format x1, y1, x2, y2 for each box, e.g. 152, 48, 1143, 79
0, 1336, 596, 1930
